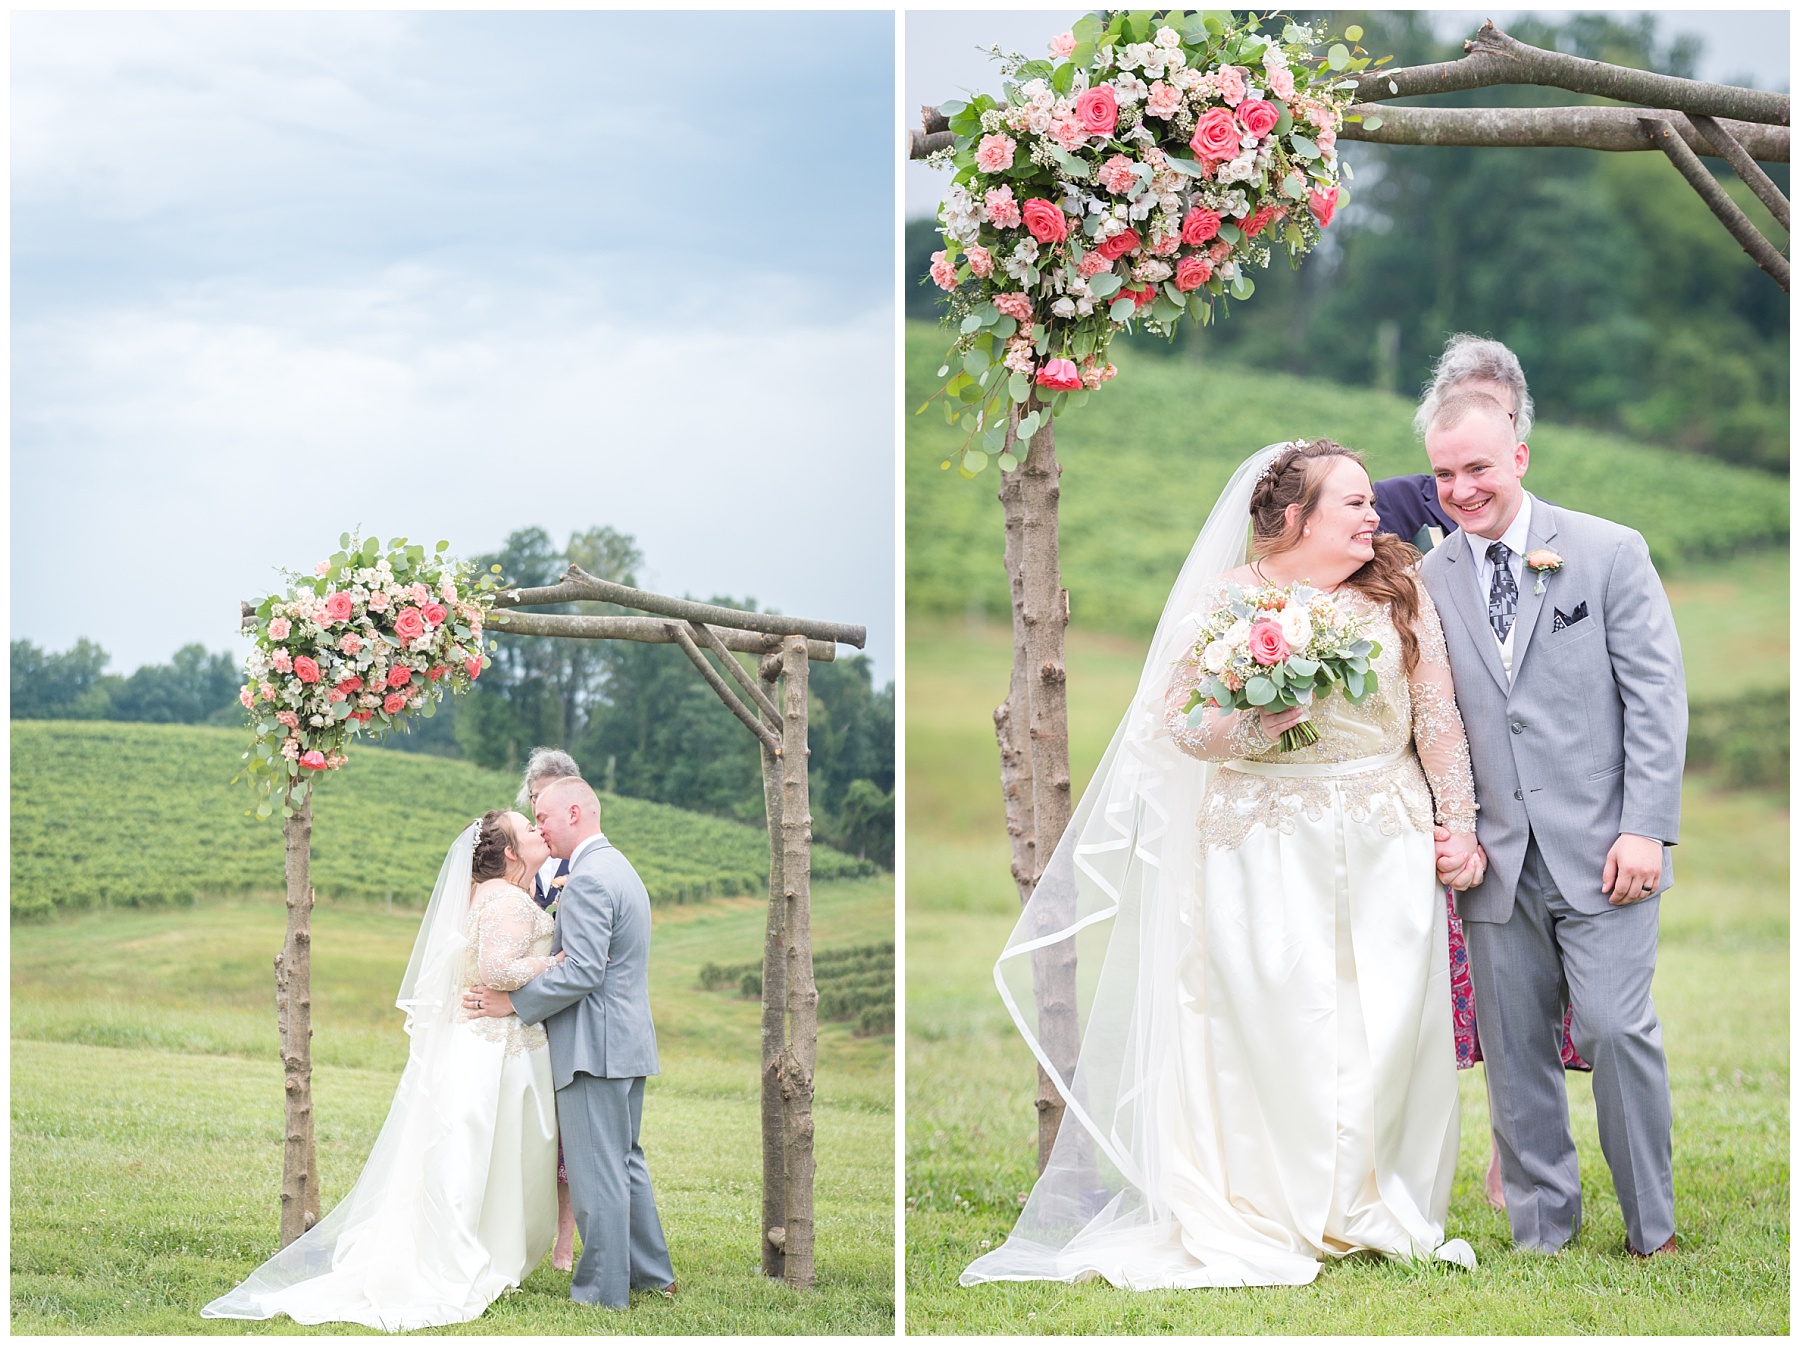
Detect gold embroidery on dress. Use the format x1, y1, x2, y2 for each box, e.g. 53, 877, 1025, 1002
462, 884, 557, 1057
1167, 581, 1480, 850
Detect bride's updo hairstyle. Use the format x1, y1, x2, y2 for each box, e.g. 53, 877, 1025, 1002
470, 810, 518, 884
1248, 438, 1424, 675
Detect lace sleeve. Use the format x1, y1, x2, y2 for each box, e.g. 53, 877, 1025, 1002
1162, 584, 1271, 761
1409, 591, 1478, 833
476, 890, 556, 991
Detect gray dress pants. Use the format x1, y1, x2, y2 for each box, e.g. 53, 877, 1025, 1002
1463, 835, 1674, 1254
556, 1074, 674, 1307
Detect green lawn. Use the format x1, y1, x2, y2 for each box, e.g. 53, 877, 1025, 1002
904, 594, 1788, 1332
12, 875, 895, 1335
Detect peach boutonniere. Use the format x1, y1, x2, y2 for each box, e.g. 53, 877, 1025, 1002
1524, 549, 1563, 595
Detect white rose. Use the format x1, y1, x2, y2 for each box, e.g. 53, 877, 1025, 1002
1277, 606, 1313, 649
1202, 639, 1231, 674
1224, 617, 1251, 649
1051, 296, 1077, 317
1154, 25, 1182, 48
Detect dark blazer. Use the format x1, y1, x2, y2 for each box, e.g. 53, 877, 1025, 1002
1374, 473, 1458, 554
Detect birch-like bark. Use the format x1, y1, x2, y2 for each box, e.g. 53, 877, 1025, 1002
1339, 104, 1789, 161
757, 718, 788, 1281
999, 409, 1078, 1165
776, 636, 818, 1291
1641, 115, 1791, 289
277, 790, 320, 1247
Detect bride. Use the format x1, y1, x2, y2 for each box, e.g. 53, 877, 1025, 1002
963, 439, 1484, 1290
203, 810, 565, 1329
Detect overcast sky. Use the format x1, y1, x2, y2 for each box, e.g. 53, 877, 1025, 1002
905, 9, 1792, 216
13, 11, 897, 684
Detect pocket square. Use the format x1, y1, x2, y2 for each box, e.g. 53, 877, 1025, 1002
1552, 601, 1589, 632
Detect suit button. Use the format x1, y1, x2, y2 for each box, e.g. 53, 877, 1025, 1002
1513, 788, 1523, 801
1511, 722, 1524, 735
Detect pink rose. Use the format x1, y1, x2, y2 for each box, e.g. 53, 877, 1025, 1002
966, 245, 993, 278
336, 675, 364, 694
1175, 255, 1214, 291
427, 665, 449, 681
350, 709, 374, 724
1190, 107, 1240, 161
1120, 283, 1157, 310
268, 617, 291, 641
929, 250, 957, 291
1049, 30, 1076, 59
272, 649, 293, 675
394, 607, 427, 642
293, 655, 320, 684
1021, 199, 1068, 244
1242, 204, 1282, 238
1074, 85, 1118, 136
1181, 206, 1222, 245
1036, 358, 1083, 391
1145, 81, 1182, 119
382, 693, 407, 715
323, 591, 354, 623
1209, 239, 1234, 262
993, 291, 1034, 321
299, 749, 327, 771
385, 666, 411, 689
1237, 99, 1279, 139
1248, 620, 1290, 666
1309, 185, 1339, 228
1096, 228, 1141, 261
976, 133, 1017, 173
422, 601, 448, 626
984, 186, 1022, 229
465, 657, 483, 680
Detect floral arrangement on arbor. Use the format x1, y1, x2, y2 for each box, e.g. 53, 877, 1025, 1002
239, 534, 499, 818
923, 10, 1379, 474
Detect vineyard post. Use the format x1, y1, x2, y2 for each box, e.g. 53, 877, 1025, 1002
276, 784, 320, 1246
776, 634, 819, 1291
757, 652, 789, 1280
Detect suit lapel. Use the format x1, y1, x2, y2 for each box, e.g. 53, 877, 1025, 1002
1507, 498, 1558, 686
1441, 538, 1511, 694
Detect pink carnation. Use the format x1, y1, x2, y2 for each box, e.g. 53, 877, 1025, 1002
276, 710, 299, 728
1049, 117, 1089, 152
368, 590, 390, 612
1209, 239, 1234, 262
1217, 65, 1247, 105
314, 562, 330, 577
238, 687, 253, 708
1078, 249, 1113, 277
993, 292, 1034, 322
339, 633, 362, 655
965, 245, 993, 278
1003, 337, 1036, 374
410, 583, 430, 605
1149, 233, 1183, 257
1097, 154, 1138, 195
281, 738, 301, 760
268, 617, 291, 641
1267, 66, 1295, 100
1049, 31, 1076, 59
930, 250, 957, 291
260, 683, 277, 702
272, 649, 293, 675
1145, 81, 1182, 119
976, 133, 1017, 173
984, 186, 1022, 229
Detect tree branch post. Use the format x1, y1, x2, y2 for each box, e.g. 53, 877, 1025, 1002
776, 635, 818, 1290
1641, 115, 1791, 290
757, 654, 788, 1280
277, 788, 320, 1247
1690, 114, 1791, 229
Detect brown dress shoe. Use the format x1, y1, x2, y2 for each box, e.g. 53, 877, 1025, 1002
1627, 1235, 1678, 1259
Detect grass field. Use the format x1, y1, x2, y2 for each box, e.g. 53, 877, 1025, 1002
10, 721, 874, 918
905, 320, 1790, 637
12, 875, 895, 1334
903, 540, 1789, 1331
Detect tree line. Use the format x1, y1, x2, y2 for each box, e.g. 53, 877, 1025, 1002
907, 12, 1789, 474
11, 525, 894, 868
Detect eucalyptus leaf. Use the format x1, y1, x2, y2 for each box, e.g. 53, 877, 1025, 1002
1327, 43, 1350, 69
1245, 676, 1276, 707
1362, 114, 1384, 131
1290, 134, 1319, 160
1231, 275, 1255, 300
1109, 296, 1138, 322
1009, 371, 1030, 402
963, 449, 989, 474
997, 451, 1019, 472
960, 314, 983, 334
992, 316, 1018, 340
1088, 273, 1123, 298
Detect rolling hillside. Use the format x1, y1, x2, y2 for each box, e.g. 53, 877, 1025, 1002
906, 321, 1790, 638
11, 721, 874, 919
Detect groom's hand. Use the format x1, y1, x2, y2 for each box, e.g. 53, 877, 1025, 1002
461, 986, 513, 1018
1603, 833, 1663, 905
1434, 825, 1485, 890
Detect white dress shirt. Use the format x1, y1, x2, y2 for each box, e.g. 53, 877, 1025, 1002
1465, 492, 1534, 681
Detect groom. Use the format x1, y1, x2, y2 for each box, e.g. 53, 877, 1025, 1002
1419, 389, 1686, 1259
464, 775, 676, 1305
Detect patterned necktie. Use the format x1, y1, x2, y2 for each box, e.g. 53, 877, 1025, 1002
1486, 540, 1518, 642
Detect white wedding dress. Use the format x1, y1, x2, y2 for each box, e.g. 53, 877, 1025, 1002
203, 831, 560, 1331
963, 446, 1480, 1290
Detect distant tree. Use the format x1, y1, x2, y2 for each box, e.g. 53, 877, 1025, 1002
11, 638, 118, 719
110, 644, 241, 723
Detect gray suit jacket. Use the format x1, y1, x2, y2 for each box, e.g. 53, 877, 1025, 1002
1419, 496, 1687, 920
509, 834, 660, 1088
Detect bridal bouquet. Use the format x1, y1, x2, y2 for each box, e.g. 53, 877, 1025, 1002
1182, 581, 1381, 752
239, 534, 499, 818
924, 10, 1375, 474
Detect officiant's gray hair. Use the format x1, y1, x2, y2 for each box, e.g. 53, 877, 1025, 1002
1413, 334, 1534, 442
518, 747, 581, 808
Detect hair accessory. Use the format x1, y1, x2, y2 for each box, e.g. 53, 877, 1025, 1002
471, 818, 483, 847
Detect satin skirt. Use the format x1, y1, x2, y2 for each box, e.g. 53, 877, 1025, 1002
202, 1026, 559, 1330
1026, 760, 1470, 1289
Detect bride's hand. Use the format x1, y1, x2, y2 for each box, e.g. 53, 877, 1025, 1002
552, 951, 567, 965
1257, 704, 1307, 738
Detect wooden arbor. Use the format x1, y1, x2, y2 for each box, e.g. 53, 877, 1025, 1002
911, 20, 1790, 1167
246, 566, 866, 1293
